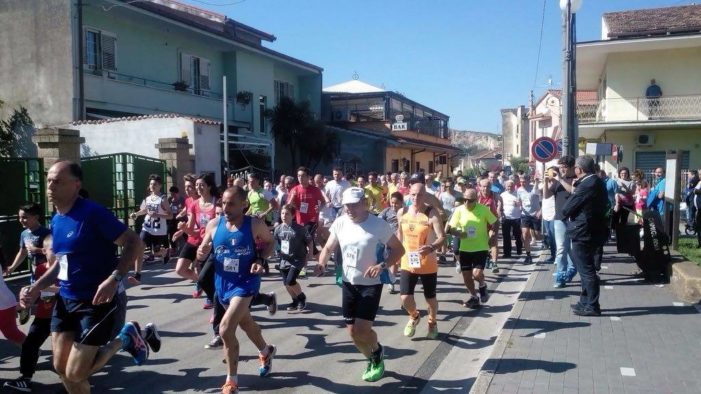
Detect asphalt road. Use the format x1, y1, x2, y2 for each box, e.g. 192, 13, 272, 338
0, 256, 533, 394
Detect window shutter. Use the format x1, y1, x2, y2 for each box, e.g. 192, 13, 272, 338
289, 84, 295, 100
180, 53, 191, 85
200, 58, 210, 90
100, 33, 117, 71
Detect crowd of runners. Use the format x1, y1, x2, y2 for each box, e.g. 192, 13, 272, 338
1, 161, 557, 394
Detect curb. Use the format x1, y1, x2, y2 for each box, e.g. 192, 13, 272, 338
469, 261, 541, 394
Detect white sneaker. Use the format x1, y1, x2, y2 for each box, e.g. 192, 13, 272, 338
455, 260, 461, 274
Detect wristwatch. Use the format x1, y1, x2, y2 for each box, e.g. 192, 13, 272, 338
379, 262, 387, 269
110, 270, 124, 282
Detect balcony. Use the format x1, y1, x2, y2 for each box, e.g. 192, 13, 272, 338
578, 94, 701, 124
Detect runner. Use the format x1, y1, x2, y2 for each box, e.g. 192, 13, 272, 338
323, 167, 351, 220
129, 174, 172, 284
378, 192, 404, 293
20, 161, 159, 394
197, 186, 277, 394
365, 172, 385, 214
5, 202, 51, 286
517, 175, 541, 265
166, 185, 185, 259
314, 187, 405, 382
0, 273, 25, 347
478, 178, 502, 273
246, 172, 278, 226
288, 167, 324, 256
447, 188, 497, 308
274, 204, 313, 311
437, 179, 457, 262
396, 182, 445, 339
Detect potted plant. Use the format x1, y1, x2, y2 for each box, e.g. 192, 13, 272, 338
173, 81, 189, 92
236, 90, 253, 106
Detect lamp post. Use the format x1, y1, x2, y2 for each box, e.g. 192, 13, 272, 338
560, 0, 582, 157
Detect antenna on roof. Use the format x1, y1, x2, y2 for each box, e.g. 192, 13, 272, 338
547, 74, 553, 86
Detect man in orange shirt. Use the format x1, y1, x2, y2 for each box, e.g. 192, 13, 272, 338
396, 180, 445, 339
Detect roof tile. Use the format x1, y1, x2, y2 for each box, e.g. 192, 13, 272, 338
604, 5, 701, 39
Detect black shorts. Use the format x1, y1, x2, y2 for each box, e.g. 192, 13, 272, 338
521, 215, 541, 230
341, 281, 382, 325
303, 222, 318, 237
51, 295, 124, 346
140, 231, 168, 250
458, 250, 488, 271
399, 271, 438, 299
280, 264, 303, 286
179, 242, 198, 261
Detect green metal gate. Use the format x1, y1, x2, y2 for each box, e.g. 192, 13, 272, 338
0, 157, 46, 274
81, 153, 167, 230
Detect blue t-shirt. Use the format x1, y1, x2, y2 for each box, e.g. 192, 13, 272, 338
647, 177, 666, 214
20, 226, 51, 267
604, 177, 618, 205
51, 198, 127, 301
212, 216, 260, 303
491, 182, 505, 195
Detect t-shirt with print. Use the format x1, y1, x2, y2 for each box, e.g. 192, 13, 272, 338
51, 198, 127, 301
330, 214, 394, 286
19, 226, 51, 267
288, 184, 324, 224
517, 186, 541, 217
448, 203, 497, 252
273, 222, 311, 269
247, 188, 274, 218
324, 179, 351, 208
168, 195, 185, 218
140, 194, 168, 236
187, 198, 217, 246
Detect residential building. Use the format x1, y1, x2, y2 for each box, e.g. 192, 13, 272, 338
501, 105, 529, 161
321, 79, 459, 176
576, 4, 701, 175
0, 0, 323, 175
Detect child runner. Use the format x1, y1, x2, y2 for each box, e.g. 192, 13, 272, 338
274, 204, 313, 311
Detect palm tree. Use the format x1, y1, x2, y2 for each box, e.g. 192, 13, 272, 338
265, 97, 312, 169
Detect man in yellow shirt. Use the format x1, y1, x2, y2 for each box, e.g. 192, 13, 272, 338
365, 172, 385, 215
446, 188, 497, 309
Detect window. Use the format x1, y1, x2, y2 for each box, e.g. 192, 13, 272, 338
428, 161, 434, 174
391, 159, 399, 173
274, 80, 295, 104
180, 53, 211, 95
259, 95, 267, 133
84, 28, 116, 71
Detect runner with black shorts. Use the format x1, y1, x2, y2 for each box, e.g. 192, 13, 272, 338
288, 167, 324, 256
20, 161, 159, 394
397, 182, 445, 339
274, 204, 312, 311
446, 188, 497, 309
166, 185, 185, 259
314, 187, 405, 382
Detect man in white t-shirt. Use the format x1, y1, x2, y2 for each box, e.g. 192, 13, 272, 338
500, 180, 523, 258
314, 187, 405, 383
324, 167, 351, 220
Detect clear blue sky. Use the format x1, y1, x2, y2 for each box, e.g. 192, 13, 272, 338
182, 0, 692, 133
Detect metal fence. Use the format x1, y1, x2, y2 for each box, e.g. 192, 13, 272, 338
578, 94, 701, 123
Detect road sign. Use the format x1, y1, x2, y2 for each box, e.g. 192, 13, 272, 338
531, 136, 558, 163
556, 139, 563, 156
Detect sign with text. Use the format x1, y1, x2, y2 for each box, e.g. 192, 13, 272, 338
392, 122, 408, 131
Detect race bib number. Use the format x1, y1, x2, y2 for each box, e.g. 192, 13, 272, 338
223, 257, 239, 273
344, 246, 359, 268
408, 252, 422, 268
199, 214, 210, 227
57, 254, 69, 281
466, 226, 477, 239
281, 240, 290, 255
300, 202, 309, 214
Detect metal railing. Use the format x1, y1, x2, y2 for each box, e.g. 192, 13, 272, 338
578, 94, 701, 123
87, 69, 229, 100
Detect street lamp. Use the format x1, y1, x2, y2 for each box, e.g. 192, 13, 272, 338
560, 0, 582, 157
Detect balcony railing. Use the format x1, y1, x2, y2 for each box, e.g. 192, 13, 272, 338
87, 69, 227, 100
578, 94, 701, 124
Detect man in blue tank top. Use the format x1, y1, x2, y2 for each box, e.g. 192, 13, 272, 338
197, 186, 276, 393
20, 161, 161, 394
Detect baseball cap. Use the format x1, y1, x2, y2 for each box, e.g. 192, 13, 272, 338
457, 177, 466, 185
342, 187, 365, 204
409, 173, 425, 185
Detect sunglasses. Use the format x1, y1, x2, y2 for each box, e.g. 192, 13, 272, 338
466, 198, 477, 203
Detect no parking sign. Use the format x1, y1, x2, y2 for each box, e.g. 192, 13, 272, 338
531, 137, 558, 163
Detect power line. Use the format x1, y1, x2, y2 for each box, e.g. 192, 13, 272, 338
532, 0, 548, 89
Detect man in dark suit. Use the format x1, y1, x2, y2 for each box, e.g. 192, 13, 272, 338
562, 156, 608, 316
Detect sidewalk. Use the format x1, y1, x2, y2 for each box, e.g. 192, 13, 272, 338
472, 244, 701, 394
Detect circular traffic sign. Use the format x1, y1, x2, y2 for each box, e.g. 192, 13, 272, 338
531, 136, 558, 163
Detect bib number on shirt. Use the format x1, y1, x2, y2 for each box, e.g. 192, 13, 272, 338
199, 214, 210, 228
344, 246, 359, 268
408, 252, 422, 268
223, 257, 239, 273
281, 240, 290, 255
466, 226, 477, 239
299, 202, 309, 214
57, 254, 69, 281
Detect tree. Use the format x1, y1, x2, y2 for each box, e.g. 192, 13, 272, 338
509, 156, 530, 174
303, 123, 340, 171
0, 100, 35, 158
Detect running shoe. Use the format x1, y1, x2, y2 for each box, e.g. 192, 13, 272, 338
205, 335, 223, 349
297, 298, 307, 312
479, 285, 489, 303
203, 298, 214, 310
427, 322, 439, 339
403, 312, 421, 337
142, 323, 162, 353
118, 321, 149, 365
362, 359, 385, 382
455, 260, 461, 274
523, 255, 533, 265
491, 263, 500, 274
3, 377, 32, 392
464, 296, 480, 309
221, 380, 239, 394
285, 301, 299, 311
192, 283, 203, 298
386, 283, 396, 294
258, 344, 276, 377
553, 282, 566, 288
267, 292, 277, 315
298, 268, 307, 278
17, 308, 30, 325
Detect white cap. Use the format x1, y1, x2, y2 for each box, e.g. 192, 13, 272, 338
342, 187, 365, 204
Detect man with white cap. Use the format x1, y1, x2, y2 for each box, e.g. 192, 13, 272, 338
314, 187, 405, 382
